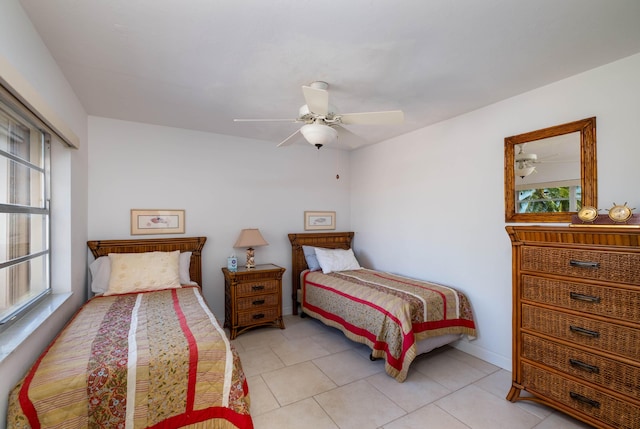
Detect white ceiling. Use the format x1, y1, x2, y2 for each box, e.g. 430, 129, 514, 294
19, 0, 640, 149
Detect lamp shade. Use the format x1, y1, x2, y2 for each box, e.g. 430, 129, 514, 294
234, 228, 268, 248
300, 123, 337, 146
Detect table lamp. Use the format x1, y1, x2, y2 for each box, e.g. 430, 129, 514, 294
233, 228, 268, 268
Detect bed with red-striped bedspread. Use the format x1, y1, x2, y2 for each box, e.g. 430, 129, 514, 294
301, 268, 477, 382
8, 286, 252, 429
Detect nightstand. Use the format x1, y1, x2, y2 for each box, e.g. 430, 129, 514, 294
222, 263, 286, 339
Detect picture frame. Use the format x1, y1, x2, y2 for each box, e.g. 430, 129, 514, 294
304, 211, 336, 231
130, 209, 185, 235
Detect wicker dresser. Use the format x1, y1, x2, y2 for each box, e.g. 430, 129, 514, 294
506, 226, 640, 429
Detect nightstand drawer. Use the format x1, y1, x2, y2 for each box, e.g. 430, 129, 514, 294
237, 307, 279, 326
521, 275, 640, 322
237, 293, 278, 311
522, 304, 640, 360
521, 246, 640, 285
236, 280, 279, 296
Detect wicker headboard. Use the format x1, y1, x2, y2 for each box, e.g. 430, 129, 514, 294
288, 231, 354, 315
87, 236, 207, 286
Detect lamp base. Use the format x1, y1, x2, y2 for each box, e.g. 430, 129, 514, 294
245, 247, 255, 269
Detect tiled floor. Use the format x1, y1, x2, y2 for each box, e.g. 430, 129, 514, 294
230, 315, 594, 429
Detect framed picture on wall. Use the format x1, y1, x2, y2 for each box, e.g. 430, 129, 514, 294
131, 209, 185, 235
304, 211, 336, 230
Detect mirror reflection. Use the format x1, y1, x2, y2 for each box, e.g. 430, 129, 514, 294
504, 117, 597, 223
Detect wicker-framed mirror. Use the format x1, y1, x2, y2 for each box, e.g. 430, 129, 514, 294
504, 117, 597, 222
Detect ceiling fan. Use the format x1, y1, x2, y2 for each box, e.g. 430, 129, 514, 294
234, 81, 404, 149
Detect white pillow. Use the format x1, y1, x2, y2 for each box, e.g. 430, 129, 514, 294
314, 247, 362, 274
90, 251, 195, 294
104, 250, 181, 296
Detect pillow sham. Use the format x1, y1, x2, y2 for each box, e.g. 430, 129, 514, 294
314, 247, 362, 274
104, 250, 181, 296
302, 245, 321, 271
90, 251, 195, 294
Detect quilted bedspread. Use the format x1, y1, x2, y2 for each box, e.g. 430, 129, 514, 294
8, 287, 253, 429
302, 269, 477, 382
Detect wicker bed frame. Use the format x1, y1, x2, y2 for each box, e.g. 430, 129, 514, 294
288, 231, 354, 315
87, 236, 207, 286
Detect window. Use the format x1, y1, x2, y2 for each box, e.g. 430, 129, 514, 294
517, 185, 581, 214
0, 97, 50, 329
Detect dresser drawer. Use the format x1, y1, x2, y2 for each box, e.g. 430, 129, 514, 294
237, 293, 278, 311
522, 333, 640, 400
522, 362, 640, 429
522, 304, 640, 360
521, 246, 640, 285
237, 307, 279, 326
236, 280, 279, 296
521, 275, 640, 322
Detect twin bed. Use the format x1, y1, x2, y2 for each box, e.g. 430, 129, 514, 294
8, 237, 253, 429
289, 232, 477, 382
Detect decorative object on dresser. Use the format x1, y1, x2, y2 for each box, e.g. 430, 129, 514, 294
223, 263, 285, 339
571, 203, 640, 227
506, 225, 640, 429
234, 228, 268, 268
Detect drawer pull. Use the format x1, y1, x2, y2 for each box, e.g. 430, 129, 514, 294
569, 392, 600, 408
569, 260, 600, 269
252, 313, 265, 320
569, 325, 600, 338
251, 285, 265, 291
569, 358, 600, 374
252, 299, 265, 306
569, 292, 601, 303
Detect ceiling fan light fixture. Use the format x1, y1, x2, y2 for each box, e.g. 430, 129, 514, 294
300, 123, 337, 147
516, 165, 536, 178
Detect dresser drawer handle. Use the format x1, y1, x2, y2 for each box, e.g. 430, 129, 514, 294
252, 299, 265, 306
569, 358, 600, 374
569, 292, 601, 303
569, 260, 600, 269
252, 313, 265, 320
569, 392, 600, 408
569, 325, 600, 338
251, 285, 265, 291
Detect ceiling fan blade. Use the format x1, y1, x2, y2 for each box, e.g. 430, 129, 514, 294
334, 125, 368, 149
340, 110, 404, 125
234, 118, 298, 122
302, 85, 329, 116
276, 129, 302, 147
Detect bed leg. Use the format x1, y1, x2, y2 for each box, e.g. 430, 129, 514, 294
300, 311, 307, 318
369, 353, 379, 361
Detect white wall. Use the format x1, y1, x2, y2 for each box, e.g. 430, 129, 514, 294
0, 0, 88, 425
88, 117, 351, 319
350, 52, 640, 369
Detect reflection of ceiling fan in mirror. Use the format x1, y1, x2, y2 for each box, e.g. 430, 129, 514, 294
515, 144, 537, 178
234, 81, 404, 149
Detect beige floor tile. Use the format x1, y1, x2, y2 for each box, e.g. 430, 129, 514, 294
313, 349, 384, 385
382, 403, 471, 429
446, 347, 501, 374
234, 328, 289, 350
246, 376, 280, 416
532, 411, 595, 429
315, 379, 406, 429
262, 361, 337, 406
310, 329, 356, 354
436, 384, 542, 429
253, 397, 339, 429
237, 346, 285, 377
412, 349, 487, 390
281, 316, 333, 339
366, 370, 452, 412
271, 336, 331, 366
